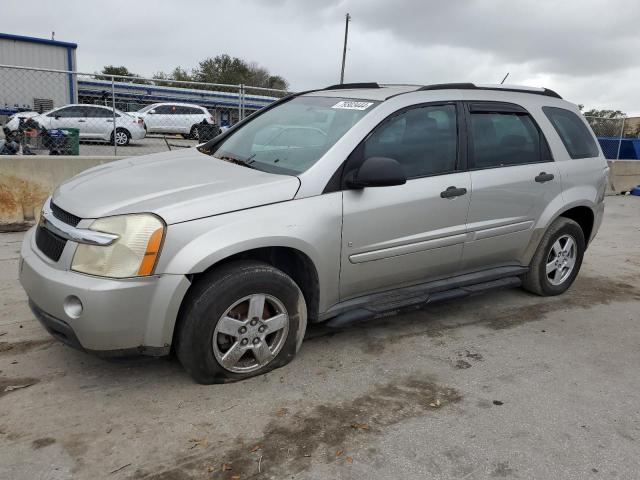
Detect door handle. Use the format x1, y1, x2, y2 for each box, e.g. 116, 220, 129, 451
105, 119, 114, 123
535, 172, 554, 183
77, 119, 86, 123
440, 186, 467, 199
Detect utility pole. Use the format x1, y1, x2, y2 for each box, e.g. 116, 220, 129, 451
340, 13, 351, 84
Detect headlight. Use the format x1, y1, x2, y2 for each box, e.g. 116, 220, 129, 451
71, 214, 165, 278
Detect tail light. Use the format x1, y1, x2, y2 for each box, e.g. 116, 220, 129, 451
135, 118, 144, 125
208, 116, 214, 123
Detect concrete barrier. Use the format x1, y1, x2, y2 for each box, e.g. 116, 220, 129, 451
0, 155, 124, 230
607, 159, 640, 194
1, 155, 638, 230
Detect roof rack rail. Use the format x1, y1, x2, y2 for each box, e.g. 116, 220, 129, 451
418, 83, 562, 99
324, 82, 380, 90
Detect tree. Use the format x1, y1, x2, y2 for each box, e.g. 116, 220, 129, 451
120, 55, 290, 92
153, 67, 194, 86
194, 54, 250, 85
191, 54, 289, 91
98, 65, 149, 84
582, 108, 626, 118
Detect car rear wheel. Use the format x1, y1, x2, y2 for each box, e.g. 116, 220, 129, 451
522, 217, 585, 296
111, 128, 131, 146
188, 125, 199, 140
176, 260, 307, 384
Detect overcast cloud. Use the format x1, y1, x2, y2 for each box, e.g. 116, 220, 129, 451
4, 0, 640, 113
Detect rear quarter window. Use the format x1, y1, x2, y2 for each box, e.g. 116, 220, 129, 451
543, 107, 599, 159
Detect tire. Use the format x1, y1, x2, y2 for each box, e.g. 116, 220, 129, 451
111, 128, 131, 146
522, 217, 585, 296
188, 125, 199, 140
176, 260, 307, 384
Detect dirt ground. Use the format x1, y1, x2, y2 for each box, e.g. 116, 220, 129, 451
1, 195, 639, 479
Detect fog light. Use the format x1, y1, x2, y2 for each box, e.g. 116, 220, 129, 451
63, 295, 83, 319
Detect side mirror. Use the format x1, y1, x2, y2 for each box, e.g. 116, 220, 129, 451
54, 115, 61, 120
346, 156, 407, 188
148, 110, 156, 114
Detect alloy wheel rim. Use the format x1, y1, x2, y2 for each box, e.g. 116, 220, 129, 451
546, 234, 577, 286
212, 294, 289, 373
115, 132, 127, 145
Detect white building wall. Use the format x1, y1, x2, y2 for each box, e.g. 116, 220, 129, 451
0, 37, 77, 111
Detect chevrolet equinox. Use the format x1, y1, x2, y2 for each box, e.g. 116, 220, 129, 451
20, 82, 609, 383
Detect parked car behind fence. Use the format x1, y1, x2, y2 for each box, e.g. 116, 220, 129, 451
130, 102, 215, 140
5, 104, 145, 146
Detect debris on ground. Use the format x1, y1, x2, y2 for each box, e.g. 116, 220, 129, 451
350, 422, 370, 430
188, 438, 208, 449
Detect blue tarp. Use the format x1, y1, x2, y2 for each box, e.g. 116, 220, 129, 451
597, 137, 640, 160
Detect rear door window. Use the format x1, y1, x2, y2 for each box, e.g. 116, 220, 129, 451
84, 106, 113, 118
155, 105, 176, 114
542, 107, 599, 159
49, 106, 85, 118
468, 106, 550, 169
182, 106, 203, 115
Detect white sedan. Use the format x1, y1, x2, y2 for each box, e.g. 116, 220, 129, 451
11, 104, 146, 146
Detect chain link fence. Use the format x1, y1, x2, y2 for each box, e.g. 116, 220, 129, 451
584, 115, 640, 160
0, 64, 288, 157
585, 116, 626, 159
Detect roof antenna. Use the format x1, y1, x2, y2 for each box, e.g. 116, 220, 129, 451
500, 72, 509, 84
339, 13, 351, 84
51, 31, 55, 40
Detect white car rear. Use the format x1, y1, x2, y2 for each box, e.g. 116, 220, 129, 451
132, 103, 213, 139
4, 111, 39, 132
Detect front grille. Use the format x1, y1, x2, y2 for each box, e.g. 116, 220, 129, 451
51, 202, 81, 227
35, 225, 67, 261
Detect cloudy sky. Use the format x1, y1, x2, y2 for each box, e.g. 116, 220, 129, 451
5, 0, 640, 113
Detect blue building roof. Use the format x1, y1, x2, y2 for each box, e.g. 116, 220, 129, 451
0, 32, 77, 49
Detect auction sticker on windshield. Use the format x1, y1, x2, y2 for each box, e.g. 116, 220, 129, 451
331, 101, 374, 110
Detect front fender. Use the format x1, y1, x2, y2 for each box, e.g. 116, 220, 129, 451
156, 193, 343, 312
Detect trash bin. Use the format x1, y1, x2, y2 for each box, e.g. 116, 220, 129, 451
62, 128, 80, 155
196, 124, 221, 142
46, 129, 71, 155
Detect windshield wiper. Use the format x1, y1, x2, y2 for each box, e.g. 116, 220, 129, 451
215, 155, 257, 169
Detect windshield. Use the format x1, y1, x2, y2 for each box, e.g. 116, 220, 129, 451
202, 96, 379, 174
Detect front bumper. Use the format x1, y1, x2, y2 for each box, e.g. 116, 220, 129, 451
19, 228, 190, 355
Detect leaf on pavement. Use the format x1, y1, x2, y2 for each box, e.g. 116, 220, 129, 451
350, 423, 370, 430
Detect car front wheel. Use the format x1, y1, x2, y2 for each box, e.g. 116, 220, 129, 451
522, 217, 585, 296
176, 260, 307, 384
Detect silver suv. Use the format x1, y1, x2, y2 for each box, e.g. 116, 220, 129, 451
19, 83, 608, 383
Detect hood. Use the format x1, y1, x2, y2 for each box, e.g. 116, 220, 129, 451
53, 148, 300, 224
